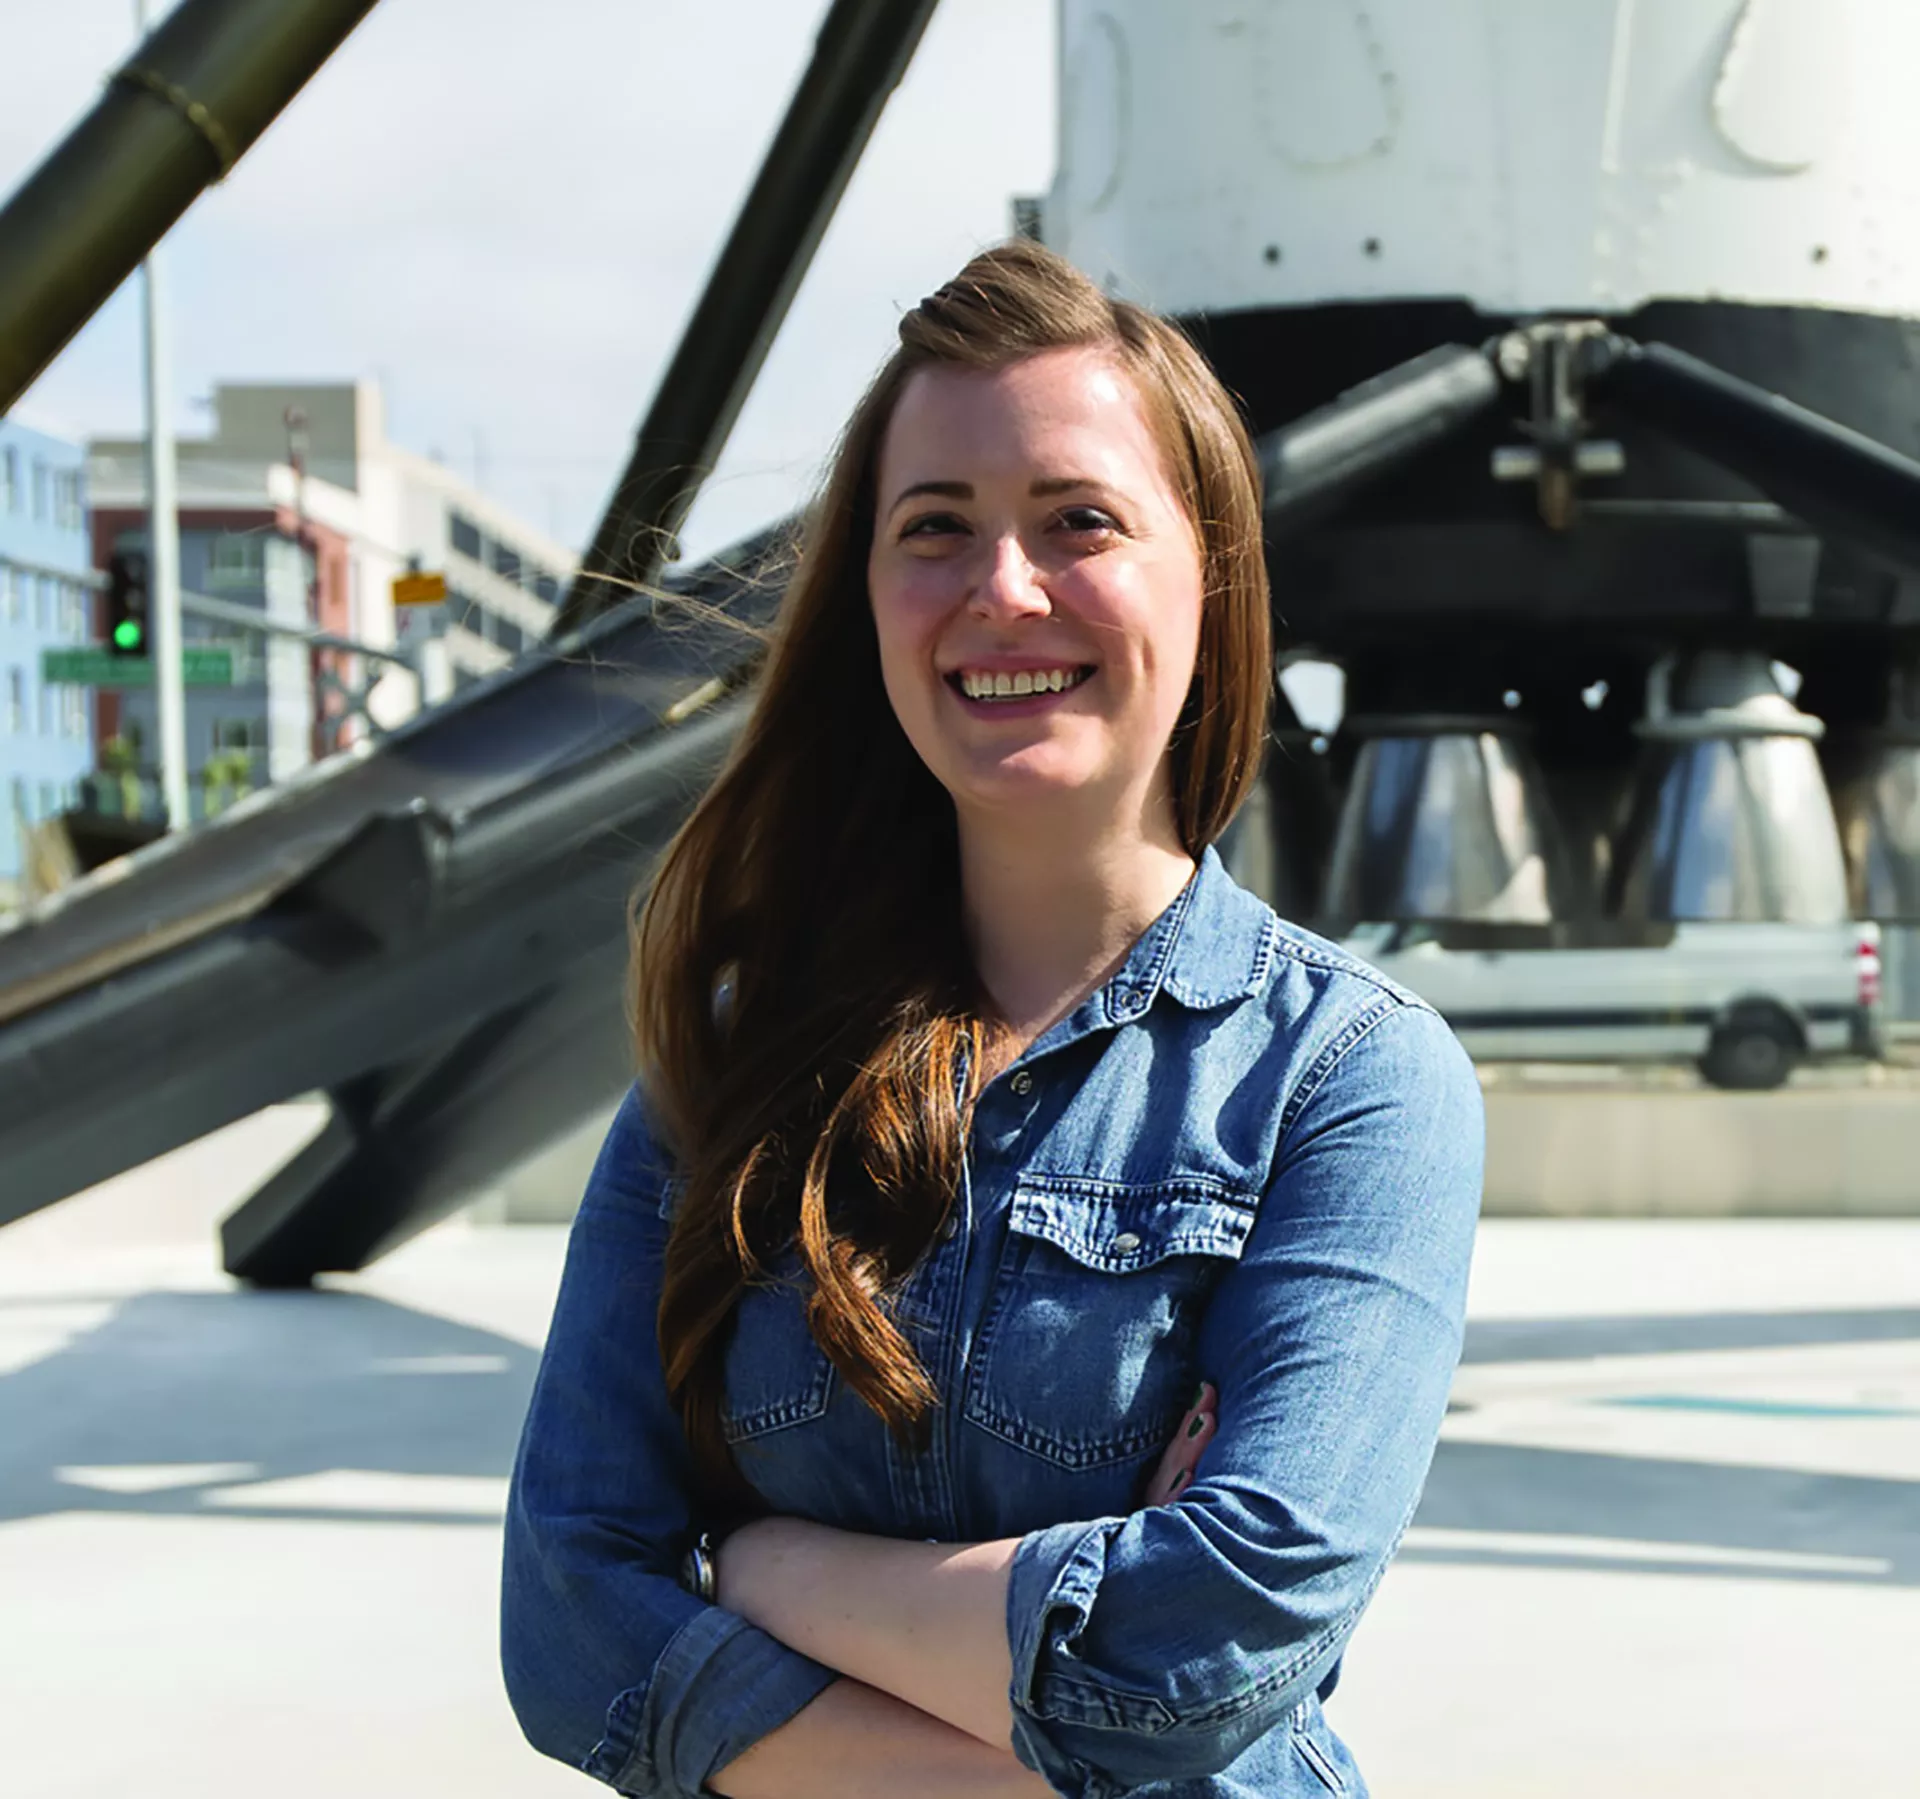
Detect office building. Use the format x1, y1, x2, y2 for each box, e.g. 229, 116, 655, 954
0, 418, 93, 898
87, 380, 575, 807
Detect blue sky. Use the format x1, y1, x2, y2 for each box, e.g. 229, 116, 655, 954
2, 0, 1056, 560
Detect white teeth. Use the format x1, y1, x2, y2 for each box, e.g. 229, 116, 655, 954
957, 667, 1085, 701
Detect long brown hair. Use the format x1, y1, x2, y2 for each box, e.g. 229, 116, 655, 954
633, 240, 1271, 1493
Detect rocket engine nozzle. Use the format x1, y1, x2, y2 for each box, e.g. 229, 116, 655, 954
1611, 651, 1850, 925
1322, 717, 1576, 925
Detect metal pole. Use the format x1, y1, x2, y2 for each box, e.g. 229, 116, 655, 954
1258, 345, 1503, 538
1601, 337, 1920, 579
137, 0, 190, 830
410, 635, 454, 709
0, 0, 382, 415
552, 0, 943, 638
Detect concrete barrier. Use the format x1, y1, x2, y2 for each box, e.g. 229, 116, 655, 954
1482, 1078, 1920, 1217
470, 1101, 624, 1225
468, 1073, 1920, 1226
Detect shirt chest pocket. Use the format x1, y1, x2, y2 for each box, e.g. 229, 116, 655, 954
721, 1252, 837, 1445
962, 1175, 1257, 1471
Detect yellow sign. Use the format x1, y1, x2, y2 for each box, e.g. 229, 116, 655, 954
392, 570, 448, 607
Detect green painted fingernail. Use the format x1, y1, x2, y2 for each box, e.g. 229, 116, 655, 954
1187, 1413, 1206, 1439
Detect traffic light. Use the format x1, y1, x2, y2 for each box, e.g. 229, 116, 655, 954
105, 550, 149, 659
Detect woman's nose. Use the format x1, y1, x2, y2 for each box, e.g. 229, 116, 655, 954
967, 533, 1050, 620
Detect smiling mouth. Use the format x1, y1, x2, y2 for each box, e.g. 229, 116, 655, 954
948, 666, 1095, 702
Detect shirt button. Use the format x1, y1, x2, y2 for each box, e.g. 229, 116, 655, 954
1010, 1071, 1034, 1096
1112, 1231, 1142, 1254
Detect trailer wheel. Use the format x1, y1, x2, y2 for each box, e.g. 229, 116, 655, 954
1701, 1012, 1800, 1090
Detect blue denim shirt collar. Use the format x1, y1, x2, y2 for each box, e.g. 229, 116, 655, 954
1024, 845, 1276, 1067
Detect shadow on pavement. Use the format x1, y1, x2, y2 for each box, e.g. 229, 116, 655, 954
1411, 1440, 1919, 1586
1463, 1307, 1920, 1364
7, 1283, 1915, 1590
1420, 1303, 1920, 1588
0, 1286, 542, 1528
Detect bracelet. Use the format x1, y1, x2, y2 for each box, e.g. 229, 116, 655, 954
681, 1530, 717, 1603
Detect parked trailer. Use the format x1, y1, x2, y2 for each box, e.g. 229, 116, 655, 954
1343, 920, 1883, 1090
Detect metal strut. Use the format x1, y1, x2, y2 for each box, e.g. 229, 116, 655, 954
1254, 323, 1920, 583
0, 0, 383, 413
229, 2, 947, 1282
553, 0, 944, 637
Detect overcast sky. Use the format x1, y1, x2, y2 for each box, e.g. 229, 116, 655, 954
1, 0, 1057, 561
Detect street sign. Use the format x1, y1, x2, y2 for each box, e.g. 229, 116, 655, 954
392, 570, 448, 607
42, 646, 236, 687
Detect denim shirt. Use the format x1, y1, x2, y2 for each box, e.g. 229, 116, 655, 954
502, 848, 1484, 1798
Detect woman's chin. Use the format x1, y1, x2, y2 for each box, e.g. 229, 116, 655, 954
942, 750, 1111, 819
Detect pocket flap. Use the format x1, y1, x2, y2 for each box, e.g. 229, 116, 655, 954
1007, 1176, 1257, 1273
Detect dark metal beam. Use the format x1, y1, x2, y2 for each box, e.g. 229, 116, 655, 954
1601, 337, 1920, 578
553, 0, 943, 637
220, 956, 632, 1286
1258, 344, 1503, 539
0, 0, 381, 414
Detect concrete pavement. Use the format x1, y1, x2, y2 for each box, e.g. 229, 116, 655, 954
1, 1107, 1916, 1796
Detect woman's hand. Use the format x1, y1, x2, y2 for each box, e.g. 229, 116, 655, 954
1138, 1380, 1216, 1508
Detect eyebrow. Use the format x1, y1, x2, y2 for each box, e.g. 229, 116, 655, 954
885, 476, 1116, 514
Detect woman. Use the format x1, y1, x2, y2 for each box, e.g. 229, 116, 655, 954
502, 240, 1482, 1799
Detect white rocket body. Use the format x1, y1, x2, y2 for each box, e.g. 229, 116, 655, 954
1045, 0, 1920, 324
1039, 2, 1920, 939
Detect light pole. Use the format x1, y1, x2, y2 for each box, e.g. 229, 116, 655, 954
136, 0, 190, 830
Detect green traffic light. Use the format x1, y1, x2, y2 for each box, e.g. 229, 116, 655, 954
113, 619, 144, 650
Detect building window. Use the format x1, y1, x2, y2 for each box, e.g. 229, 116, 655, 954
1, 448, 16, 515
0, 564, 17, 624
449, 587, 488, 640
37, 576, 54, 632
207, 534, 267, 589
494, 616, 525, 657
212, 717, 267, 755
62, 583, 85, 639
39, 780, 56, 819
63, 686, 86, 739
5, 668, 23, 735
449, 512, 483, 560
490, 540, 523, 585
533, 571, 560, 606
38, 680, 53, 736
31, 458, 48, 521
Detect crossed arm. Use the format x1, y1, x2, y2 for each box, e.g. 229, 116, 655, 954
703, 1528, 1038, 1799
706, 1394, 1218, 1798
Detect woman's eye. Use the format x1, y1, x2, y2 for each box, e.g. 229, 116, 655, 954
1057, 505, 1120, 535
899, 512, 967, 541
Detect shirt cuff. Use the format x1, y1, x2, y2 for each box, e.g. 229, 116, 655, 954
591, 1604, 839, 1799
1005, 1518, 1135, 1799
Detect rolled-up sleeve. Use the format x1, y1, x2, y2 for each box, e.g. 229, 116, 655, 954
501, 1086, 837, 1798
1006, 1000, 1483, 1794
